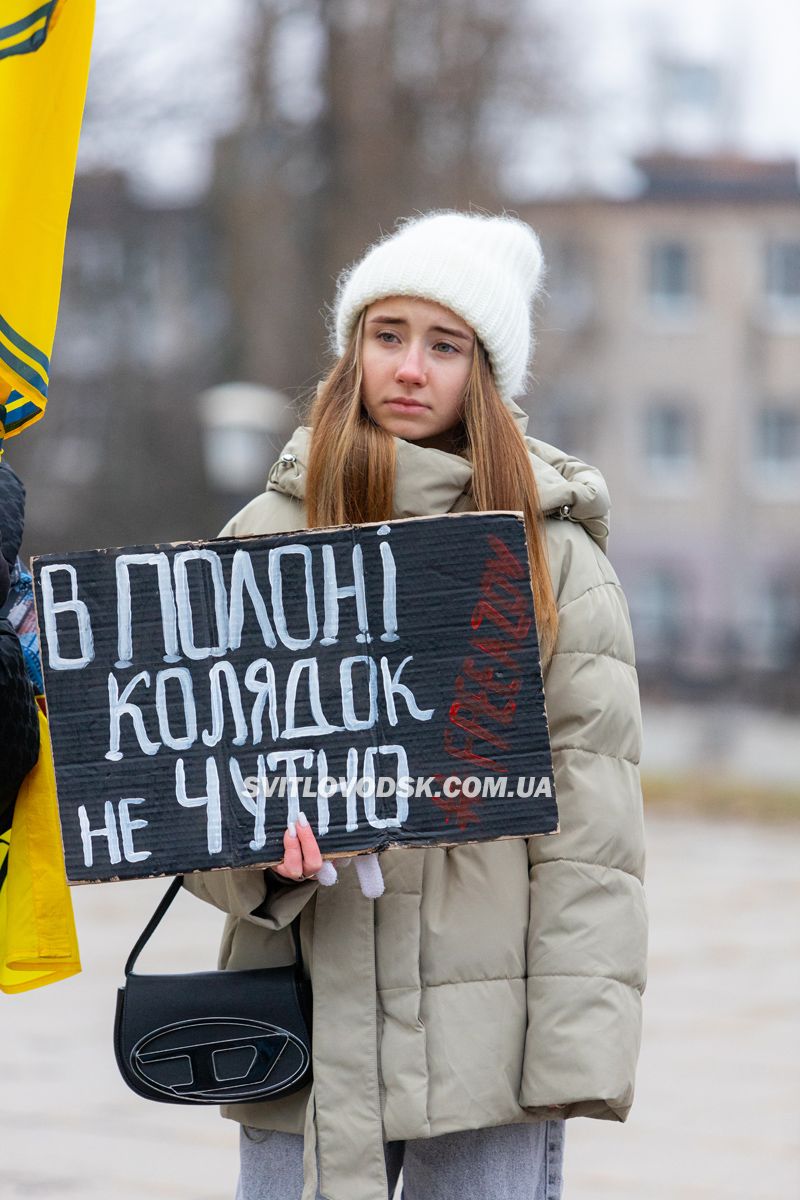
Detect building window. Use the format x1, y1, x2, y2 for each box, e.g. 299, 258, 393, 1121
647, 239, 694, 306
542, 237, 593, 326
66, 229, 125, 289
756, 405, 800, 467
752, 575, 800, 669
764, 239, 800, 304
533, 389, 596, 460
629, 568, 687, 661
644, 402, 695, 470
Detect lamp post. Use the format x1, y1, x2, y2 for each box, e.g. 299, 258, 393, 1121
197, 382, 291, 494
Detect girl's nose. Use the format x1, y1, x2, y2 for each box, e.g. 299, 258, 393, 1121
395, 344, 426, 384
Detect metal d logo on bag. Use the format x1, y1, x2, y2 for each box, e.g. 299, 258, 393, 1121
129, 1017, 310, 1102
113, 877, 313, 1106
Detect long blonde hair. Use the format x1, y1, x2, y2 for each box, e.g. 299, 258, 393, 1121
306, 310, 559, 662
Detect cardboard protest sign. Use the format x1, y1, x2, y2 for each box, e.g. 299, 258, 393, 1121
32, 513, 557, 884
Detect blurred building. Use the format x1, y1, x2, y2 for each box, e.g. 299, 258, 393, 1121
12, 153, 800, 709
521, 153, 800, 703
8, 171, 236, 551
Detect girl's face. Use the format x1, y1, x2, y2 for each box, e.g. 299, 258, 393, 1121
360, 296, 475, 451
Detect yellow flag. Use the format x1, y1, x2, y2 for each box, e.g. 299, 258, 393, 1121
0, 707, 81, 993
0, 0, 95, 445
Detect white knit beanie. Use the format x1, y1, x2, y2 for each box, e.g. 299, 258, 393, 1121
331, 210, 545, 405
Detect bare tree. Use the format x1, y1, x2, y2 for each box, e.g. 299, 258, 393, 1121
78, 1, 245, 190
215, 0, 573, 399
12, 0, 576, 557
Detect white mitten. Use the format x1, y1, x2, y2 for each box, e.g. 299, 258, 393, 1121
314, 861, 339, 887
354, 853, 385, 899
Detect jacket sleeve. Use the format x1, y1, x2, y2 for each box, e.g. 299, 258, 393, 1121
182, 867, 318, 931
519, 527, 647, 1121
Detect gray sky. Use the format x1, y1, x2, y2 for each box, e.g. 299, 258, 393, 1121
77, 0, 800, 202
506, 0, 800, 197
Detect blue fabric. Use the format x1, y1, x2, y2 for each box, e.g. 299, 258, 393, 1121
3, 563, 42, 693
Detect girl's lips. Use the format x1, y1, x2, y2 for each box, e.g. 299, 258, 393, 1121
385, 398, 428, 412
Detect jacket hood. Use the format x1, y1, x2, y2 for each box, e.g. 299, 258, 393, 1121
266, 400, 610, 552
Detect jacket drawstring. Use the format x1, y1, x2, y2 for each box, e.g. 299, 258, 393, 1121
301, 1083, 319, 1200
302, 865, 390, 1200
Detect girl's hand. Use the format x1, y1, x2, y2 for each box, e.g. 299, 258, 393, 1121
271, 812, 324, 883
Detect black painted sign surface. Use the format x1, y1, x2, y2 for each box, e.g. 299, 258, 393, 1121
33, 512, 557, 883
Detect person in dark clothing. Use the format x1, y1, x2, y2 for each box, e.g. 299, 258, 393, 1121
0, 460, 40, 833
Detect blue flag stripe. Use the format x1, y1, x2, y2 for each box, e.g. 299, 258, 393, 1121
4, 398, 43, 432
0, 3, 54, 41
0, 311, 50, 373
0, 340, 48, 398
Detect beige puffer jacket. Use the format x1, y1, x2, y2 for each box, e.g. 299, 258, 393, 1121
184, 403, 647, 1200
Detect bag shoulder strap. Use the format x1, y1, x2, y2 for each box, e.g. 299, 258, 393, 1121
124, 875, 184, 976
123, 875, 304, 978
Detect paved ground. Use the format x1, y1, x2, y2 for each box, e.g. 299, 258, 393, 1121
1, 811, 799, 1199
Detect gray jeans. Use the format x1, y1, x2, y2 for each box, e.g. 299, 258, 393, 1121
236, 1120, 565, 1199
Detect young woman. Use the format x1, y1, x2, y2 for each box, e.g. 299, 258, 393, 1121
185, 211, 647, 1200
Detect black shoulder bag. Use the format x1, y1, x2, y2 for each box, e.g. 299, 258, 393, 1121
114, 876, 312, 1105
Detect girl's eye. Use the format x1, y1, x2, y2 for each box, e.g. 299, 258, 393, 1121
374, 331, 458, 354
